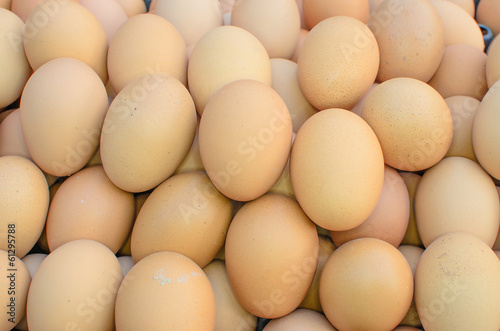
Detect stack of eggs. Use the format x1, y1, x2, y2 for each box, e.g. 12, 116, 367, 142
1, 0, 500, 330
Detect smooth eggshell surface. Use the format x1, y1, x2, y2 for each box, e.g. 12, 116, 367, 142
302, 0, 370, 29
486, 35, 500, 89
0, 109, 30, 159
476, 0, 500, 37
79, 0, 128, 44
399, 172, 423, 247
263, 309, 336, 330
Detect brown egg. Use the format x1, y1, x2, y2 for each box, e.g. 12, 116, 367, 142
0, 156, 49, 258
302, 0, 369, 29
271, 59, 317, 132
441, 0, 475, 16
0, 109, 30, 159
263, 309, 336, 330
155, 0, 223, 49
428, 44, 487, 100
115, 251, 215, 330
291, 28, 308, 63
0, 9, 31, 109
46, 165, 135, 253
415, 156, 500, 247
203, 260, 258, 331
297, 16, 379, 110
11, 0, 47, 22
231, 0, 300, 59
268, 132, 295, 199
0, 108, 15, 123
477, 0, 500, 37
115, 0, 146, 17
472, 79, 500, 180
79, 0, 128, 44
330, 165, 410, 247
199, 79, 292, 201
131, 171, 232, 267
320, 238, 413, 331
0, 250, 30, 330
225, 194, 319, 319
299, 236, 335, 312
117, 191, 150, 256
399, 172, 423, 247
100, 73, 196, 193
430, 0, 484, 51
361, 77, 453, 171
188, 26, 272, 115
444, 96, 480, 161
23, 0, 108, 82
486, 35, 500, 88
107, 13, 187, 93
0, 0, 10, 8
369, 0, 444, 83
350, 83, 378, 117
415, 232, 500, 330
20, 57, 108, 177
398, 245, 424, 328
368, 0, 384, 12
291, 108, 384, 231
174, 119, 204, 175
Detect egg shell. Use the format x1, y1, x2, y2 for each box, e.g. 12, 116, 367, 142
0, 9, 31, 109
115, 0, 146, 17
20, 57, 108, 177
330, 165, 410, 247
350, 83, 379, 116
22, 0, 108, 82
398, 245, 424, 328
0, 109, 30, 159
302, 0, 369, 29
319, 238, 414, 331
0, 108, 15, 123
203, 260, 258, 331
486, 35, 500, 88
297, 16, 379, 111
154, 0, 223, 48
46, 165, 135, 253
199, 79, 292, 202
399, 172, 423, 247
100, 73, 196, 193
225, 194, 319, 319
231, 0, 300, 59
115, 251, 215, 330
368, 0, 444, 83
444, 95, 480, 161
268, 140, 295, 200
131, 171, 232, 267
173, 118, 205, 175
361, 77, 453, 171
430, 0, 484, 51
263, 309, 336, 330
187, 25, 272, 115
26, 240, 123, 331
415, 232, 500, 331
428, 44, 487, 100
415, 156, 500, 247
291, 108, 384, 231
0, 0, 10, 8
477, 0, 500, 37
11, 0, 66, 23
291, 28, 308, 63
0, 250, 31, 329
440, 0, 475, 16
472, 79, 500, 180
79, 0, 128, 44
107, 13, 187, 93
117, 191, 150, 256
0, 156, 49, 258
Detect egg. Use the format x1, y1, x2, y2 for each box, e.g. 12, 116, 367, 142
415, 232, 500, 331
0, 156, 49, 258
231, 0, 300, 59
268, 133, 295, 200
0, 0, 10, 8
415, 156, 500, 247
199, 79, 292, 201
444, 95, 480, 161
302, 0, 369, 29
115, 251, 216, 330
0, 109, 30, 159
131, 171, 232, 267
361, 77, 453, 171
486, 35, 500, 88
472, 79, 500, 180
100, 73, 196, 193
0, 9, 31, 109
225, 194, 319, 319
173, 119, 205, 175
330, 165, 410, 247
291, 28, 308, 63
270, 59, 317, 132
154, 0, 223, 49
430, 0, 484, 51
368, 0, 384, 12
428, 44, 487, 100
117, 255, 134, 277
263, 309, 336, 330
476, 0, 500, 37
23, 0, 108, 82
187, 25, 272, 115
398, 245, 424, 328
350, 83, 379, 116
368, 0, 444, 83
11, 0, 47, 23
46, 165, 135, 253
27, 240, 123, 331
20, 57, 108, 177
115, 0, 146, 17
203, 260, 258, 331
79, 0, 128, 44
0, 108, 15, 123
107, 13, 187, 93
320, 238, 413, 330
291, 108, 384, 231
441, 0, 475, 16
117, 191, 150, 256
297, 16, 379, 110
399, 172, 423, 247
0, 250, 31, 330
